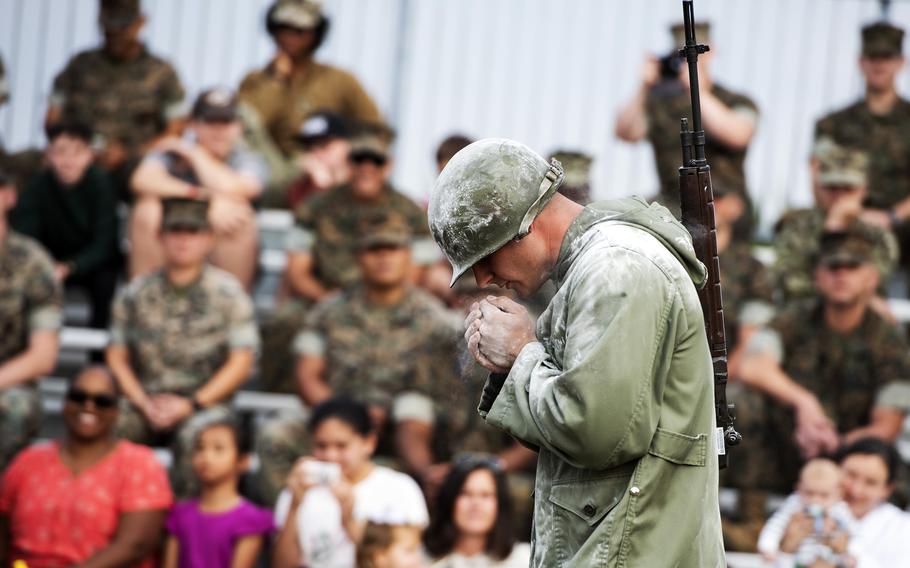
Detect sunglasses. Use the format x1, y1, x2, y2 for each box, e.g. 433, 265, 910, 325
66, 388, 118, 409
350, 152, 387, 166
822, 260, 863, 271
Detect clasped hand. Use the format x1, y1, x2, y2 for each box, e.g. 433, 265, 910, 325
464, 296, 536, 374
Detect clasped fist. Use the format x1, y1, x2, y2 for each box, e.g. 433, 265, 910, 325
464, 296, 536, 374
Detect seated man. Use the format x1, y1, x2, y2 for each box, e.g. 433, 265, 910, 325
260, 125, 437, 392
0, 172, 62, 472
732, 227, 910, 547
106, 198, 259, 496
256, 215, 462, 504
773, 142, 898, 303
13, 121, 119, 329
130, 88, 267, 290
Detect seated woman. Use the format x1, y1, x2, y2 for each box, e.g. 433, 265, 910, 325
838, 438, 910, 567
271, 397, 428, 568
0, 365, 173, 567
424, 455, 530, 568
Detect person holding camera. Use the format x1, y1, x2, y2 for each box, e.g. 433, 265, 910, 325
615, 21, 758, 226
271, 397, 428, 568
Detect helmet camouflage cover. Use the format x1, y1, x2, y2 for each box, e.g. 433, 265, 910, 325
428, 138, 564, 286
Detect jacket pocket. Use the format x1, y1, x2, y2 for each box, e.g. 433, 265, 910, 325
548, 470, 632, 526
647, 426, 707, 466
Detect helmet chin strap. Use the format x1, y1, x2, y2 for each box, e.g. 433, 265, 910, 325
516, 159, 565, 238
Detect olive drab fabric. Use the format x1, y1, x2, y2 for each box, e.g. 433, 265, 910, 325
481, 198, 725, 567
429, 138, 565, 285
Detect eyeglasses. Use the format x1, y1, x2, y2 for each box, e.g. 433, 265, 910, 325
350, 152, 387, 166
65, 388, 118, 409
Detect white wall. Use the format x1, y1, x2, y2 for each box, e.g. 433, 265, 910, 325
1, 0, 908, 235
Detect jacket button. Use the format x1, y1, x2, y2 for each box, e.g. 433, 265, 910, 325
583, 504, 596, 516
630, 486, 641, 496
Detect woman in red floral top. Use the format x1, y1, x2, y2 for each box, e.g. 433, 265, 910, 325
0, 365, 173, 567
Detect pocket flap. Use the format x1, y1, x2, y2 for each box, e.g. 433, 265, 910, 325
548, 472, 631, 526
648, 427, 707, 466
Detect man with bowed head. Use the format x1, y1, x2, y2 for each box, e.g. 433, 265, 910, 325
428, 139, 725, 566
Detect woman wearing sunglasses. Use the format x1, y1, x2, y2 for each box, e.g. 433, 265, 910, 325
0, 365, 173, 567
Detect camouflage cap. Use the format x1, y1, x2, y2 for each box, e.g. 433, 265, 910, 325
355, 213, 412, 250
862, 22, 904, 57
191, 87, 238, 122
349, 123, 395, 159
268, 0, 322, 31
671, 21, 711, 48
815, 141, 869, 187
99, 0, 141, 31
161, 198, 210, 232
816, 228, 878, 267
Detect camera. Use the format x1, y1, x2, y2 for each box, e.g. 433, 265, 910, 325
301, 460, 342, 486
659, 51, 683, 80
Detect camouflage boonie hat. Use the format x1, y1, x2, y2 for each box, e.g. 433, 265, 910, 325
161, 198, 210, 232
815, 141, 869, 187
268, 0, 322, 31
550, 150, 593, 205
349, 123, 395, 159
99, 0, 140, 31
671, 21, 710, 48
816, 228, 878, 267
862, 22, 904, 57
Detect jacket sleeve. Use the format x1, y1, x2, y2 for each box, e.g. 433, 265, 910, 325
481, 246, 681, 470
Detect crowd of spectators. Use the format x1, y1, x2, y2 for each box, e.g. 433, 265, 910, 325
0, 0, 909, 566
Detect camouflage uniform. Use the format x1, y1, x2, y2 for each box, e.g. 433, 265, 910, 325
255, 285, 462, 503
720, 242, 774, 348
814, 23, 910, 262
0, 232, 62, 471
109, 264, 259, 494
50, 45, 186, 198
645, 84, 758, 219
260, 183, 436, 392
737, 299, 910, 494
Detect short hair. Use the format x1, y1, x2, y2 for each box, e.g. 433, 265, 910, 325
424, 454, 515, 560
307, 396, 373, 437
67, 364, 120, 397
46, 121, 93, 144
837, 437, 902, 484
357, 523, 421, 568
435, 134, 473, 166
195, 415, 252, 455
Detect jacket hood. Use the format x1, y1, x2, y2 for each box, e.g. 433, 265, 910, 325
556, 196, 708, 288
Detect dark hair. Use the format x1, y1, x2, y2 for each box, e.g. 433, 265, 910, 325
424, 455, 515, 560
67, 364, 120, 397
307, 396, 373, 437
837, 437, 901, 484
196, 416, 252, 455
46, 121, 93, 144
435, 134, 473, 166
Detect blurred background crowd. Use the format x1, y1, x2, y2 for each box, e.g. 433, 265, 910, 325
0, 0, 909, 567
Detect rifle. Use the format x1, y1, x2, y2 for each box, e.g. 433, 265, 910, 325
677, 0, 741, 469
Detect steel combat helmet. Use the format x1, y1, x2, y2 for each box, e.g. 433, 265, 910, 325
428, 138, 564, 286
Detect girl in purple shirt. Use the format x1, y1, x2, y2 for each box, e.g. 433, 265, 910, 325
164, 418, 274, 568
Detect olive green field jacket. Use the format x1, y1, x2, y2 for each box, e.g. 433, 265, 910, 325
481, 198, 726, 567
